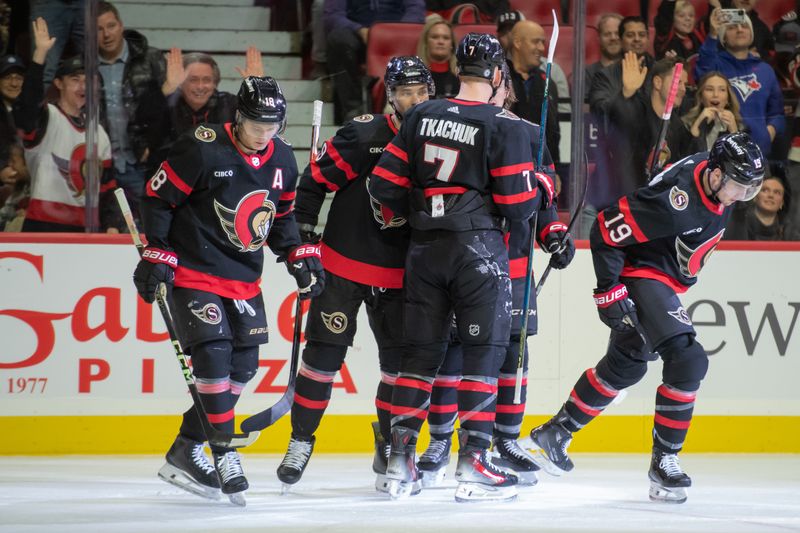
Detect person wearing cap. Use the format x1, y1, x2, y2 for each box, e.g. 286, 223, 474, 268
496, 10, 524, 51
13, 17, 119, 233
0, 54, 25, 148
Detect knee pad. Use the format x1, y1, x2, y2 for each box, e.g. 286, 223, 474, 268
377, 345, 403, 375
658, 334, 709, 391
189, 339, 232, 379
437, 342, 464, 377
302, 341, 348, 373
596, 341, 648, 390
403, 342, 448, 377
461, 344, 505, 378
230, 345, 259, 384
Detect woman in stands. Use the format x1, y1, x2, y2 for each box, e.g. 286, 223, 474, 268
416, 14, 459, 98
726, 170, 800, 240
682, 71, 744, 151
653, 0, 706, 59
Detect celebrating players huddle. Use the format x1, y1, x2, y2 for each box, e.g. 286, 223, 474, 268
131, 33, 765, 507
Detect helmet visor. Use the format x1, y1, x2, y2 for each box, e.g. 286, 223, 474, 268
719, 174, 762, 202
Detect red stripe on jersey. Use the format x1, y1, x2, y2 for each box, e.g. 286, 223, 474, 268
99, 178, 118, 193
654, 413, 691, 429
320, 242, 404, 289
429, 403, 458, 413
25, 199, 85, 227
618, 197, 648, 242
490, 162, 534, 177
279, 191, 296, 202
693, 160, 724, 215
372, 165, 411, 188
310, 157, 340, 191
498, 376, 527, 387
275, 205, 294, 218
492, 189, 537, 205
224, 123, 275, 168
508, 256, 529, 279
384, 142, 408, 163
327, 141, 358, 181
375, 398, 392, 412
458, 411, 496, 421
206, 409, 234, 424
620, 266, 689, 294
587, 368, 618, 398
457, 381, 497, 394
152, 160, 192, 196
395, 377, 433, 393
174, 265, 261, 299
596, 210, 616, 247
657, 384, 697, 403
569, 390, 602, 416
294, 394, 329, 410
495, 403, 526, 414
447, 98, 484, 106
424, 186, 467, 197
385, 114, 399, 134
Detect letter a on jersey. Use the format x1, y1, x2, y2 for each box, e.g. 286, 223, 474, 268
214, 190, 277, 252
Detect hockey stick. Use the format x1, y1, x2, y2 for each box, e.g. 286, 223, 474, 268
114, 189, 259, 449
514, 10, 559, 404
240, 99, 324, 433
648, 62, 683, 178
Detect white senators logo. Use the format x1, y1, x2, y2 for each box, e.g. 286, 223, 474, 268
214, 191, 276, 252
669, 186, 689, 211
190, 303, 222, 325
668, 306, 693, 326
321, 311, 348, 334
353, 114, 374, 123
194, 125, 216, 142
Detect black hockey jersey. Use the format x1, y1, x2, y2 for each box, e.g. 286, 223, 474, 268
295, 113, 408, 289
141, 123, 300, 299
368, 98, 539, 232
590, 153, 731, 293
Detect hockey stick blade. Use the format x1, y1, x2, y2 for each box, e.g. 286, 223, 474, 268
114, 188, 260, 449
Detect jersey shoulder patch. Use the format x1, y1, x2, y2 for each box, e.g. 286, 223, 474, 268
352, 113, 375, 123
495, 109, 521, 121
194, 125, 217, 143
669, 185, 689, 211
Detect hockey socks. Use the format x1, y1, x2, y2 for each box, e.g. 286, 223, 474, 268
375, 371, 397, 442
428, 374, 460, 439
457, 375, 498, 449
291, 361, 337, 437
653, 384, 697, 452
561, 367, 620, 432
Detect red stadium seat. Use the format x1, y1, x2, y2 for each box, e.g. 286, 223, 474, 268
543, 25, 600, 88
756, 0, 794, 28
452, 24, 496, 43
510, 0, 563, 24
580, 0, 642, 28
365, 23, 423, 112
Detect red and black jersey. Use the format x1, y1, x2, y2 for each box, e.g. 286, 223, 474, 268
590, 153, 731, 294
141, 123, 300, 299
368, 98, 539, 232
295, 113, 408, 289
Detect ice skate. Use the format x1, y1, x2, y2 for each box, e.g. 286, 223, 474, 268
157, 435, 221, 500
528, 411, 574, 476
371, 422, 391, 493
416, 435, 451, 488
491, 436, 539, 486
648, 450, 691, 504
385, 427, 422, 499
213, 450, 248, 506
277, 435, 315, 494
454, 437, 518, 503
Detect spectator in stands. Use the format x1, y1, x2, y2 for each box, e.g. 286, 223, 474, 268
324, 0, 425, 124
682, 71, 744, 151
772, 7, 800, 89
416, 14, 458, 98
727, 0, 774, 58
585, 13, 623, 97
507, 19, 561, 165
96, 1, 168, 214
726, 172, 800, 240
653, 0, 706, 59
695, 8, 784, 158
497, 10, 524, 51
14, 18, 120, 233
0, 54, 24, 148
426, 1, 510, 23
0, 143, 29, 231
29, 0, 85, 86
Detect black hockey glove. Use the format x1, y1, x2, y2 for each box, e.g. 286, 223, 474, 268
534, 171, 556, 209
133, 247, 177, 303
286, 244, 325, 300
593, 283, 638, 332
297, 223, 322, 244
540, 221, 575, 270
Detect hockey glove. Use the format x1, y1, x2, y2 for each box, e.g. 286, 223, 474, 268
286, 244, 325, 300
297, 223, 322, 244
133, 247, 177, 304
534, 171, 556, 209
593, 284, 638, 332
540, 221, 575, 270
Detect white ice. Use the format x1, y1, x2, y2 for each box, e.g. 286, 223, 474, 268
1, 454, 798, 533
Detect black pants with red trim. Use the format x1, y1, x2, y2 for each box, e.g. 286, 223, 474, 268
557, 278, 709, 453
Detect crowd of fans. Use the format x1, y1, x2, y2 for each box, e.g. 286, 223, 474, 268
0, 0, 798, 240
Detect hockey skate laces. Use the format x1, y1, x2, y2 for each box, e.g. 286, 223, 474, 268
217, 451, 244, 483
420, 438, 448, 462
282, 438, 313, 469
191, 444, 215, 475
660, 453, 684, 478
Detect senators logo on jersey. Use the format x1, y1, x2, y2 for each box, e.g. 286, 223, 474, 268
675, 229, 724, 278
52, 143, 101, 199
214, 190, 277, 252
366, 178, 406, 229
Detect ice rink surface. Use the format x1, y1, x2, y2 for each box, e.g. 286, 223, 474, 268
1, 453, 798, 533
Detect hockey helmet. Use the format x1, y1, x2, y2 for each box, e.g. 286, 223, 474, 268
384, 56, 435, 100
708, 132, 765, 201
237, 76, 287, 125
456, 32, 505, 80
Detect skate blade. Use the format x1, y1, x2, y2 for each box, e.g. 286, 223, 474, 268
280, 483, 293, 495
516, 470, 539, 487
418, 466, 446, 488
528, 448, 568, 477
227, 492, 247, 507
454, 482, 518, 503
157, 464, 221, 501
387, 479, 421, 500
375, 473, 389, 493
649, 481, 688, 504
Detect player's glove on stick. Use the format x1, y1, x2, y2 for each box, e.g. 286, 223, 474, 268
535, 171, 556, 209
286, 244, 325, 300
594, 283, 638, 332
133, 247, 177, 303
540, 221, 575, 270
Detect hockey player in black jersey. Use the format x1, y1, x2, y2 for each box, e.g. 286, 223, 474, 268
275, 56, 434, 493
368, 33, 547, 503
418, 64, 575, 489
528, 132, 764, 504
133, 76, 325, 505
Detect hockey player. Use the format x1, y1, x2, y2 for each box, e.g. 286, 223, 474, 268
528, 132, 764, 504
133, 76, 325, 505
418, 64, 575, 488
368, 33, 547, 503
275, 56, 434, 493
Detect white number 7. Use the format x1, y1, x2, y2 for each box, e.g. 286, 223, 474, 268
424, 143, 459, 182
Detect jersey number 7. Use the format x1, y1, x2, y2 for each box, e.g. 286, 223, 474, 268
424, 142, 459, 182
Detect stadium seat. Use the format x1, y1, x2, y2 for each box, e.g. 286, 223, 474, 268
365, 23, 423, 112
580, 0, 642, 28
452, 24, 496, 43
543, 25, 600, 88
510, 0, 563, 24
757, 0, 794, 28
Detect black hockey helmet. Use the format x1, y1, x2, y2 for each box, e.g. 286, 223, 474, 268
237, 76, 287, 125
456, 32, 505, 80
708, 132, 765, 201
384, 56, 435, 99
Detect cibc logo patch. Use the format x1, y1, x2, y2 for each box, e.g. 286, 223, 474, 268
321, 311, 348, 334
